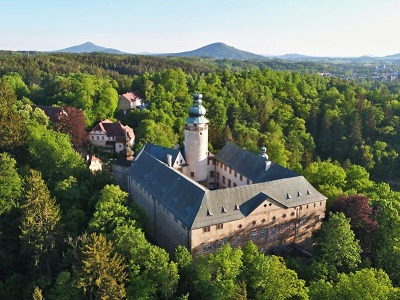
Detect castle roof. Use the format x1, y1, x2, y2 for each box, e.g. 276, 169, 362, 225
128, 143, 326, 229
140, 143, 181, 165
185, 94, 209, 124
215, 142, 298, 183
128, 152, 206, 228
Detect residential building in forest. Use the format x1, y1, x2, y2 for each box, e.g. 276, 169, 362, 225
89, 119, 135, 153
127, 94, 326, 255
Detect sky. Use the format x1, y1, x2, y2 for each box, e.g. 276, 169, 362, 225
2, 0, 400, 57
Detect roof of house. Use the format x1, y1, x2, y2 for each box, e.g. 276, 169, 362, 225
140, 143, 181, 165
128, 144, 326, 229
121, 92, 142, 102
33, 105, 67, 123
90, 119, 135, 139
215, 142, 298, 183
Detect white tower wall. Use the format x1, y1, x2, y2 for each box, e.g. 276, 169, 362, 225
184, 123, 208, 182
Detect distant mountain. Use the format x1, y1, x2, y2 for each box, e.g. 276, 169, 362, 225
54, 42, 126, 54
278, 53, 318, 60
162, 42, 266, 60
384, 53, 400, 59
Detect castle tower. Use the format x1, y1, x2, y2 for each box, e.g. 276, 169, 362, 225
184, 94, 209, 182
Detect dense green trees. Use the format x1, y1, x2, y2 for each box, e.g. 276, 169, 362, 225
313, 213, 362, 279
20, 170, 60, 271
74, 233, 127, 300
0, 153, 22, 215
3, 52, 400, 298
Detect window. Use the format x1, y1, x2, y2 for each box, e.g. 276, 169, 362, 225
247, 179, 250, 185
234, 171, 237, 178
190, 172, 194, 177
233, 183, 237, 187
91, 136, 94, 140
216, 223, 224, 230
260, 228, 266, 237
217, 239, 228, 248
270, 227, 276, 235
200, 132, 202, 135
240, 175, 243, 181
180, 159, 183, 164
102, 136, 104, 140
203, 226, 211, 233
237, 235, 242, 244
96, 136, 99, 140
228, 179, 231, 187
290, 212, 295, 217
216, 172, 220, 180
203, 243, 213, 253
222, 176, 225, 184
251, 230, 257, 239
210, 171, 215, 178
224, 165, 227, 171
229, 168, 232, 174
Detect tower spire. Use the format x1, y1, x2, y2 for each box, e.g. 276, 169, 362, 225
183, 93, 209, 183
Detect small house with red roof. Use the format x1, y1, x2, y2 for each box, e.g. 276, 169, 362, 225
88, 119, 135, 152
118, 92, 147, 113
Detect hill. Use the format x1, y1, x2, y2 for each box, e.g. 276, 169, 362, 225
162, 42, 266, 60
54, 42, 126, 54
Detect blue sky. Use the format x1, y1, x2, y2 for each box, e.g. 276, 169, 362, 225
2, 0, 400, 56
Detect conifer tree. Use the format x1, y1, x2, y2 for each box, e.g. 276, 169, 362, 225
20, 169, 61, 269
75, 233, 126, 300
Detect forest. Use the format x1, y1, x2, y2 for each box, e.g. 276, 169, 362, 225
2, 52, 400, 299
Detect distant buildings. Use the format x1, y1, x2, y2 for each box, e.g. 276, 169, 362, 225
125, 94, 327, 256
118, 92, 148, 113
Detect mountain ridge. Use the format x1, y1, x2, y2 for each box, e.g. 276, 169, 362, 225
161, 42, 266, 60
54, 42, 126, 54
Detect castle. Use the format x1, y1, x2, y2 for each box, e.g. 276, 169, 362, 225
127, 94, 327, 255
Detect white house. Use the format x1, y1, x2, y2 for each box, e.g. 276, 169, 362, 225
89, 119, 135, 152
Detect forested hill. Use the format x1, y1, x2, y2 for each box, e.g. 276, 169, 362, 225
54, 42, 127, 54
162, 42, 267, 60
3, 52, 400, 298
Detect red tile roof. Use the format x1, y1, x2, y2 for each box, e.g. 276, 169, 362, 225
33, 105, 67, 123
91, 119, 135, 139
121, 92, 142, 103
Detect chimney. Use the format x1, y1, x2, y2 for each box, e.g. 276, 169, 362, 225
265, 160, 271, 171
167, 154, 173, 167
